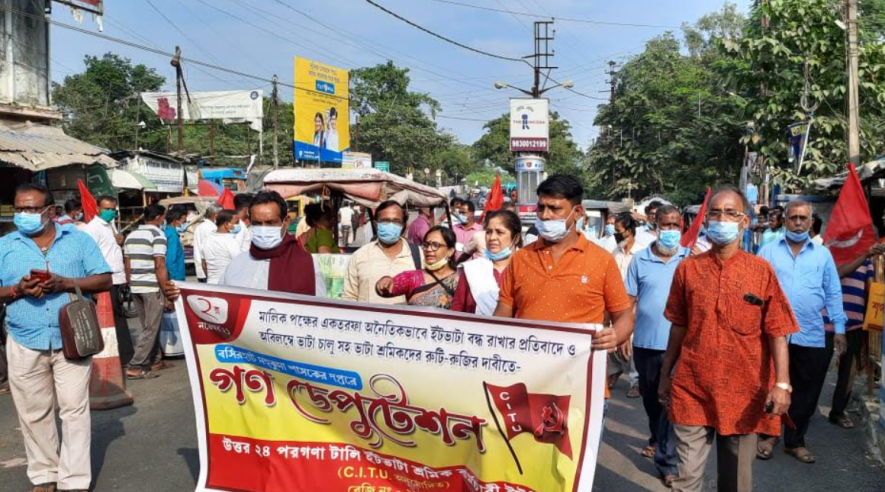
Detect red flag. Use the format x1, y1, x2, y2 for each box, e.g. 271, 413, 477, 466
486, 382, 572, 459
681, 187, 711, 249
823, 163, 877, 264
77, 179, 99, 223
480, 174, 504, 222
218, 189, 235, 211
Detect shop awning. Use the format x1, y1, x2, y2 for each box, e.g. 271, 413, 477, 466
109, 168, 157, 191
0, 121, 116, 171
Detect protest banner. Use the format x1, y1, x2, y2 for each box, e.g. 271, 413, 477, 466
174, 283, 605, 492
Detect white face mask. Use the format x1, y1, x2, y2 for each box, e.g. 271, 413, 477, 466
251, 225, 283, 250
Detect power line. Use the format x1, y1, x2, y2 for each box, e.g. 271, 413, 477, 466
427, 0, 682, 29
363, 0, 531, 64
143, 0, 223, 66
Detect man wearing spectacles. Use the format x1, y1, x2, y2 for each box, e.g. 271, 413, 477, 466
660, 186, 797, 492
756, 200, 847, 464
342, 200, 422, 305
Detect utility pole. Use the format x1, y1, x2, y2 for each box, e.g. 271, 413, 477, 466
272, 74, 280, 169
171, 46, 183, 153
209, 121, 215, 166
133, 97, 140, 150
607, 61, 618, 188
847, 0, 861, 165
529, 21, 556, 98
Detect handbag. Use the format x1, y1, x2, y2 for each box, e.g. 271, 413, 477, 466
59, 281, 105, 360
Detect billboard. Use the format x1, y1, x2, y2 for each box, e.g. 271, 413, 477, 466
294, 57, 350, 164
174, 282, 605, 492
341, 152, 372, 169
140, 90, 264, 132
510, 99, 549, 152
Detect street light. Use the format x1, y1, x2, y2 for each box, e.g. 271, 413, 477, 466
494, 79, 576, 97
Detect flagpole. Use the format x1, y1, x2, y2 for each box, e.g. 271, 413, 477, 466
482, 382, 523, 475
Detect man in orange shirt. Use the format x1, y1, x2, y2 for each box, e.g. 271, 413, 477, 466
494, 174, 634, 374
659, 186, 798, 492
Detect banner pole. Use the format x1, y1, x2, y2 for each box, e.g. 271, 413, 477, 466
483, 381, 523, 475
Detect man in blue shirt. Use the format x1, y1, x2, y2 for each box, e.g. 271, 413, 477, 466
163, 208, 187, 282
625, 204, 688, 487
0, 183, 111, 492
757, 199, 847, 464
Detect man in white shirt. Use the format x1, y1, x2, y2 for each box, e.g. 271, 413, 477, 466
84, 195, 134, 365
193, 203, 222, 283
339, 203, 355, 246
202, 210, 243, 284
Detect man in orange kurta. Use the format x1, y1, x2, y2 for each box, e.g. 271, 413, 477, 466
659, 186, 798, 492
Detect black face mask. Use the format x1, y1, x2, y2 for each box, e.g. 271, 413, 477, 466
614, 232, 626, 244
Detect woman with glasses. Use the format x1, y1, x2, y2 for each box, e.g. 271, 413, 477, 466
451, 210, 522, 315
375, 226, 459, 309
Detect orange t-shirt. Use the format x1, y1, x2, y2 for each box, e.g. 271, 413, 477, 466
499, 234, 631, 323
664, 250, 799, 436
499, 235, 632, 399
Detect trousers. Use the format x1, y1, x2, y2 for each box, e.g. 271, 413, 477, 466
633, 347, 678, 477
784, 342, 833, 448
827, 331, 863, 418
129, 290, 166, 370
110, 284, 135, 366
8, 336, 92, 490
672, 425, 756, 492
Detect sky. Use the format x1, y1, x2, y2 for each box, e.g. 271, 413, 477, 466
49, 0, 752, 151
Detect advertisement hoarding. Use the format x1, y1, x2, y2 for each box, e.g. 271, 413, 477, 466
294, 57, 350, 164
140, 90, 264, 132
342, 152, 372, 169
510, 99, 549, 152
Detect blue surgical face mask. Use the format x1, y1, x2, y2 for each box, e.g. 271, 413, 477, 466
176, 222, 189, 233
658, 229, 682, 250
535, 207, 577, 244
706, 221, 740, 246
230, 223, 243, 235
455, 212, 469, 225
377, 222, 403, 245
604, 224, 615, 236
14, 209, 48, 236
786, 229, 809, 243
251, 225, 283, 250
484, 239, 516, 262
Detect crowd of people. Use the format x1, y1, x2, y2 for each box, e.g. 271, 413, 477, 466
0, 172, 881, 492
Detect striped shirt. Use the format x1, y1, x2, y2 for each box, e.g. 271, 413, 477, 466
0, 225, 111, 350
825, 260, 874, 332
124, 225, 167, 293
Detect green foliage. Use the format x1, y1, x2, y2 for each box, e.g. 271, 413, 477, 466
722, 0, 885, 191
585, 30, 745, 205
472, 112, 582, 177
465, 168, 515, 189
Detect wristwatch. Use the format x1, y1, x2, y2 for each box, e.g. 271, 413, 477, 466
775, 382, 792, 393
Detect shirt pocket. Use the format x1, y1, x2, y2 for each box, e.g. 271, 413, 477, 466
725, 292, 764, 336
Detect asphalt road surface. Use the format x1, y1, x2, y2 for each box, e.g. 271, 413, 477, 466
1, 327, 883, 491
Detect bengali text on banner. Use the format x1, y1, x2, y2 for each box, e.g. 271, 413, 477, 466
174, 282, 606, 492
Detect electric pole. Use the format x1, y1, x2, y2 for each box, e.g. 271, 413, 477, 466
171, 46, 183, 153
607, 61, 618, 188
272, 74, 279, 169
530, 21, 556, 98
847, 0, 861, 165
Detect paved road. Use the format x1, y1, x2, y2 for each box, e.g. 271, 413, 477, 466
1, 342, 883, 490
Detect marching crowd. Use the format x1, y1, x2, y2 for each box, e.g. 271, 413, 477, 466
0, 172, 880, 492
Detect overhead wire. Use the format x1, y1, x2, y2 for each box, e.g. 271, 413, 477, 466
143, 0, 224, 66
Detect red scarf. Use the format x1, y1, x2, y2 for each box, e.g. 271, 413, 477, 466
249, 234, 316, 295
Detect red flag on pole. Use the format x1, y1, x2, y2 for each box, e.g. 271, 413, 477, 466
681, 187, 711, 249
485, 382, 573, 459
480, 174, 504, 223
218, 188, 235, 211
823, 163, 877, 264
77, 179, 99, 223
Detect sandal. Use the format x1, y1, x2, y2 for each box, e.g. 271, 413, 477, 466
662, 475, 677, 488
31, 484, 56, 492
785, 446, 816, 464
607, 372, 622, 389
640, 445, 655, 458
151, 361, 174, 372
126, 369, 159, 380
756, 436, 779, 460
627, 384, 641, 399
829, 414, 855, 429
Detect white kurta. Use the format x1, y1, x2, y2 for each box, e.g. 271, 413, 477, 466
222, 251, 327, 297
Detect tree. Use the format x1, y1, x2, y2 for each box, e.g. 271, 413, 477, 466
472, 111, 582, 177
53, 53, 166, 151
721, 0, 885, 191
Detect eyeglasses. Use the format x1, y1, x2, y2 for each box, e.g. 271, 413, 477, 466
422, 241, 446, 252
377, 218, 404, 225
13, 206, 48, 214
706, 209, 746, 220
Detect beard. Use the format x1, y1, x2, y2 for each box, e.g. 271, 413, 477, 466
655, 240, 679, 256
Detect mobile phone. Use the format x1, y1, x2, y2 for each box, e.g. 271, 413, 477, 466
765, 401, 774, 414
30, 269, 51, 283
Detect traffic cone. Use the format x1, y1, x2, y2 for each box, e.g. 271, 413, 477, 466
89, 291, 134, 410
